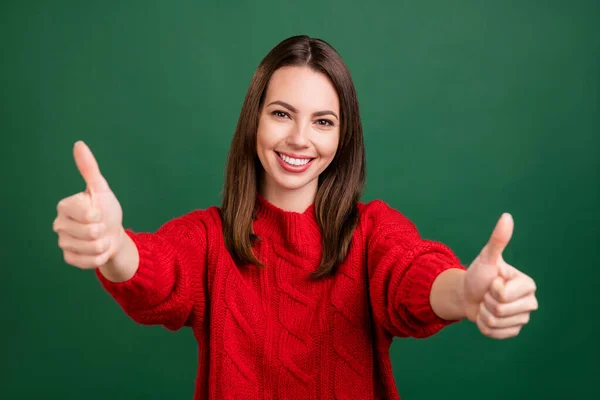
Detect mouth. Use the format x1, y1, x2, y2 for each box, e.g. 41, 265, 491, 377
275, 151, 316, 172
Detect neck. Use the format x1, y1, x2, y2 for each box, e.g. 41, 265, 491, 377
259, 179, 317, 213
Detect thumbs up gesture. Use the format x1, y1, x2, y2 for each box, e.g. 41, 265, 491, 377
463, 214, 538, 339
53, 141, 125, 269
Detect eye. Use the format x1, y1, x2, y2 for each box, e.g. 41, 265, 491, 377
316, 119, 334, 127
272, 110, 290, 119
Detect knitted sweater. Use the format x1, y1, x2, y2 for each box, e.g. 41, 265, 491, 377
96, 196, 466, 399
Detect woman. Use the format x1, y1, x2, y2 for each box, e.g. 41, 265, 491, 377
53, 35, 538, 399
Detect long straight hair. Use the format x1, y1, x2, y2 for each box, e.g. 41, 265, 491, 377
221, 35, 365, 278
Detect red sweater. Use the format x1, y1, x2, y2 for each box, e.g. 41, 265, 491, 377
96, 196, 466, 399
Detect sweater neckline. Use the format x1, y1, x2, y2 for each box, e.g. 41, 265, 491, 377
253, 194, 322, 255
255, 193, 316, 218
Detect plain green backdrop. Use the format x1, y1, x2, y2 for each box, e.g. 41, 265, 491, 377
1, 0, 598, 399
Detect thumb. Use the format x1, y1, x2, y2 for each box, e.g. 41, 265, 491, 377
482, 213, 514, 263
73, 141, 110, 196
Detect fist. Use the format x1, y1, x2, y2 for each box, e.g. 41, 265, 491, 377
53, 141, 125, 269
463, 213, 538, 339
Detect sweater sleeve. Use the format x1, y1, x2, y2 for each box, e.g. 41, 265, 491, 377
95, 212, 208, 331
365, 201, 466, 338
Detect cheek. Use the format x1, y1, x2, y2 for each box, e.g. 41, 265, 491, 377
317, 132, 340, 160
257, 119, 284, 152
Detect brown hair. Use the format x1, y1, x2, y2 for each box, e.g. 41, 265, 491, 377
221, 35, 365, 278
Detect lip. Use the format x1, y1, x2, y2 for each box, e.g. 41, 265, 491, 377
275, 151, 315, 173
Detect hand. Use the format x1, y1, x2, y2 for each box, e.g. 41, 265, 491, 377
462, 213, 538, 339
53, 141, 125, 269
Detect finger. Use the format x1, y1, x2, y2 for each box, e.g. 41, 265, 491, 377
73, 141, 110, 196
63, 250, 111, 270
53, 218, 105, 240
481, 213, 514, 263
499, 262, 518, 280
56, 193, 101, 223
478, 302, 531, 329
476, 316, 522, 339
502, 275, 537, 303
58, 234, 110, 256
483, 292, 539, 317
489, 277, 506, 302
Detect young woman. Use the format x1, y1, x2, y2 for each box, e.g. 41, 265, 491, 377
53, 35, 538, 399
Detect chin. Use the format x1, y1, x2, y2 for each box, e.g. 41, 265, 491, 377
272, 174, 316, 191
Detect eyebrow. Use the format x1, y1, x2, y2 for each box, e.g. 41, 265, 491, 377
267, 100, 339, 121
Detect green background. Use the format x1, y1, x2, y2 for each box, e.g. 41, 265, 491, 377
2, 0, 598, 398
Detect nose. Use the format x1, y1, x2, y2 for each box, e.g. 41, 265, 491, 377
286, 121, 310, 148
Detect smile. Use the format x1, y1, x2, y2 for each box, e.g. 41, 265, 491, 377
278, 153, 311, 166
275, 152, 315, 172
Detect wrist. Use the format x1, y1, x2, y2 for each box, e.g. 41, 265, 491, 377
108, 226, 128, 265
430, 268, 468, 321
457, 270, 470, 320
100, 228, 138, 282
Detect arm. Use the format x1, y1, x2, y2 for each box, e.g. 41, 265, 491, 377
96, 213, 208, 331
55, 141, 207, 331
365, 201, 466, 338
430, 268, 467, 321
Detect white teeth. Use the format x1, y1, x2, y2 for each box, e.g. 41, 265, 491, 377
278, 153, 311, 166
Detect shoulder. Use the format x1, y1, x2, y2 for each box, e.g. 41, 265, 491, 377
357, 199, 414, 226
356, 199, 420, 241
154, 206, 224, 237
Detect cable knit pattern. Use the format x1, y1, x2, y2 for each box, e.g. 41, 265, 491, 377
96, 197, 466, 400
331, 242, 373, 399
274, 246, 318, 398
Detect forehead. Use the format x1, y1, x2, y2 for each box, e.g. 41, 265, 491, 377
264, 66, 339, 112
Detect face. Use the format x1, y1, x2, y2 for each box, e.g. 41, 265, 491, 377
256, 66, 340, 206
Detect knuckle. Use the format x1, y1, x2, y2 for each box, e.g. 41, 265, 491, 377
88, 257, 99, 268
498, 291, 507, 303
91, 254, 107, 268
522, 314, 530, 324
89, 224, 104, 240
529, 277, 537, 291
57, 197, 73, 213
85, 210, 95, 223
493, 303, 504, 317
491, 287, 502, 301
94, 239, 107, 254
479, 308, 495, 327
88, 225, 99, 239
485, 294, 498, 309
477, 318, 491, 335
63, 252, 74, 265
481, 325, 492, 336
